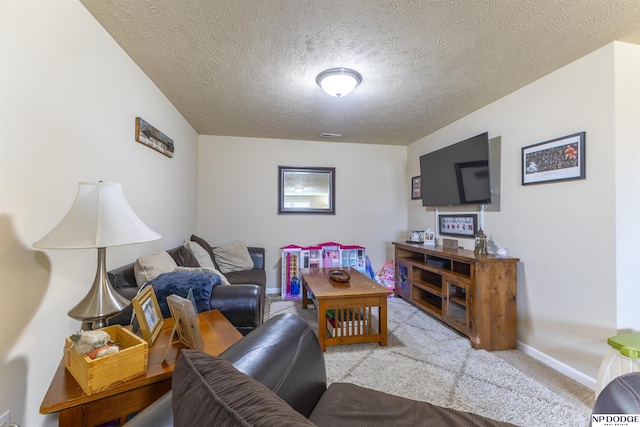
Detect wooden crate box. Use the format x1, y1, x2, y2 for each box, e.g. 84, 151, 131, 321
64, 325, 148, 395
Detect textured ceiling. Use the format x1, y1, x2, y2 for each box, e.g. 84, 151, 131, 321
80, 0, 640, 146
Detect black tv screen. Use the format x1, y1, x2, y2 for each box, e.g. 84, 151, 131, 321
420, 132, 491, 206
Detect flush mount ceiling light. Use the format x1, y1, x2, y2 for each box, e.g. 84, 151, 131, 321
316, 68, 362, 98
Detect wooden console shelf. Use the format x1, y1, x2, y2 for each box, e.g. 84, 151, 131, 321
393, 242, 519, 351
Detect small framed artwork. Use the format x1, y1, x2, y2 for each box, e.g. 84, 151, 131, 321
522, 132, 585, 185
135, 117, 175, 158
166, 294, 204, 351
439, 214, 478, 237
411, 176, 421, 200
132, 286, 164, 345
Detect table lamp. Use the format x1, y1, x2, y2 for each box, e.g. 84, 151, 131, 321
33, 182, 161, 329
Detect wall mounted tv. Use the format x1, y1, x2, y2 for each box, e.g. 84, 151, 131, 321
420, 132, 491, 206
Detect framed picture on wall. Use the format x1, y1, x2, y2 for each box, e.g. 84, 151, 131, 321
411, 176, 421, 200
438, 214, 478, 237
135, 117, 175, 158
522, 132, 585, 185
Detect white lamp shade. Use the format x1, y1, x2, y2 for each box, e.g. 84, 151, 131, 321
316, 68, 362, 97
33, 182, 161, 249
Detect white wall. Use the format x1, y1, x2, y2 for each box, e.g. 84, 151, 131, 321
197, 136, 407, 293
614, 43, 640, 332
0, 2, 198, 426
408, 42, 640, 384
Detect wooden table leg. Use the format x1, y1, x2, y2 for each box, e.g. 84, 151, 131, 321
58, 406, 82, 427
379, 296, 388, 346
301, 279, 308, 309
317, 299, 327, 351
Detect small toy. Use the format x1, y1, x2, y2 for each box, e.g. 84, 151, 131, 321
69, 330, 120, 359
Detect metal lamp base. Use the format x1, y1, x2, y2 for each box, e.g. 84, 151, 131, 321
68, 247, 130, 329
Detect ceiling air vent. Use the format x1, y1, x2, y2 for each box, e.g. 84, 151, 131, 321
320, 133, 341, 139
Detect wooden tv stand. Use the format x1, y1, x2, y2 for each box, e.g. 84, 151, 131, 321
393, 242, 519, 351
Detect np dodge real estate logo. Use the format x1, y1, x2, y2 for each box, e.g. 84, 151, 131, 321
592, 414, 640, 426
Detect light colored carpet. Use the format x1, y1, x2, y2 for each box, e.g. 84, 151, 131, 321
268, 297, 592, 427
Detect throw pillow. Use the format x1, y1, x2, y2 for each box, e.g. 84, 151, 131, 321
172, 350, 315, 427
190, 234, 220, 270
149, 271, 221, 318
174, 266, 231, 286
184, 240, 216, 269
134, 250, 178, 287
170, 245, 200, 267
213, 241, 254, 274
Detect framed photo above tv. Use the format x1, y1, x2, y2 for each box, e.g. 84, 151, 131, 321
521, 132, 585, 185
439, 214, 478, 237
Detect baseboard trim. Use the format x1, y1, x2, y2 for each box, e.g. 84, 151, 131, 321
266, 287, 280, 295
518, 341, 597, 390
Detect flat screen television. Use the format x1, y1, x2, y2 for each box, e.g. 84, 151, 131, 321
420, 132, 491, 206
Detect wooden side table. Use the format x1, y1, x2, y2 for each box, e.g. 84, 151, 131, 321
40, 310, 243, 427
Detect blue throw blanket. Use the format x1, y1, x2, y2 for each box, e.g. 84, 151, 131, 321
148, 271, 222, 318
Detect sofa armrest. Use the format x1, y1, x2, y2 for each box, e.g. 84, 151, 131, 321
247, 246, 265, 270
220, 313, 327, 418
124, 313, 325, 426
208, 284, 264, 335
592, 372, 640, 425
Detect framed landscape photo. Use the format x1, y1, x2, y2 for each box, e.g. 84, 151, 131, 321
135, 117, 175, 158
522, 132, 585, 185
411, 176, 421, 200
166, 294, 204, 351
439, 214, 478, 237
132, 286, 164, 345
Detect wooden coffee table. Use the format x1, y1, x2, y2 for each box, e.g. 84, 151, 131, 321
40, 309, 242, 426
301, 268, 392, 351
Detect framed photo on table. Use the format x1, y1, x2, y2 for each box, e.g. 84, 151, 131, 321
132, 286, 164, 345
166, 294, 204, 351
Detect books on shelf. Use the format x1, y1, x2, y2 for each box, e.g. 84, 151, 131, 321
326, 309, 367, 337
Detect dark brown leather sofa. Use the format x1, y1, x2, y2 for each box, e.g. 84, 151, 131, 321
121, 312, 640, 426
107, 246, 265, 336
123, 313, 519, 427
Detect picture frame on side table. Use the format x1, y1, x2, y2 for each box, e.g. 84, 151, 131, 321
131, 286, 164, 345
411, 176, 421, 200
439, 214, 478, 237
522, 131, 585, 185
166, 294, 204, 351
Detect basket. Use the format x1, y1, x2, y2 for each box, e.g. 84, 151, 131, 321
328, 269, 351, 283
64, 325, 148, 395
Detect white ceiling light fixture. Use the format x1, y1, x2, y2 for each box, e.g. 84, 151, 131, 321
316, 68, 362, 98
